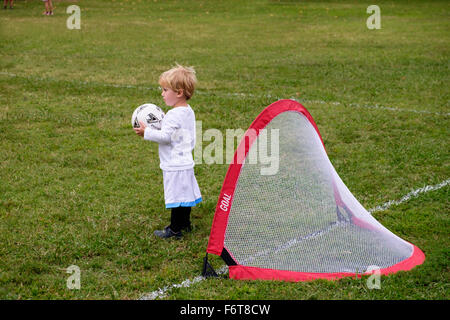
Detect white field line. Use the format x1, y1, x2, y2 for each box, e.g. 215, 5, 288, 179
0, 71, 159, 91
289, 98, 450, 117
139, 178, 449, 300
139, 265, 228, 300
1, 71, 448, 117
368, 179, 450, 213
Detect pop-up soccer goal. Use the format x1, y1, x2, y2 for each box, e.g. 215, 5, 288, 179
203, 99, 425, 282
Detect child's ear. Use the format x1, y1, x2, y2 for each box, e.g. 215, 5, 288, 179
177, 89, 184, 98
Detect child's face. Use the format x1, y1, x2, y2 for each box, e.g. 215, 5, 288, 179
161, 87, 185, 107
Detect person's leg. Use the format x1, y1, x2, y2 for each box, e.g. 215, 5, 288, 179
9, 0, 13, 8
170, 206, 192, 231
180, 206, 192, 231
48, 0, 53, 13
169, 207, 184, 233
4, 0, 7, 9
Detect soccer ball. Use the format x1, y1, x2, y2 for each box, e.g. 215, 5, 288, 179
131, 103, 165, 130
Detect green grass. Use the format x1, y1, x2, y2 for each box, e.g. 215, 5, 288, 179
0, 0, 449, 299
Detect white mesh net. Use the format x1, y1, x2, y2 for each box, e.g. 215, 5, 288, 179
224, 111, 413, 274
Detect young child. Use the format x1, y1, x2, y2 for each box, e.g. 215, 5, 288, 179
3, 0, 13, 9
134, 64, 202, 239
42, 0, 53, 16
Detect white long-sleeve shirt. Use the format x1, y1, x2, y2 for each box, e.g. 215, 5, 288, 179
144, 105, 196, 171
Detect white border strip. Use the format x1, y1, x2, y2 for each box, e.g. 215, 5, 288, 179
139, 178, 449, 300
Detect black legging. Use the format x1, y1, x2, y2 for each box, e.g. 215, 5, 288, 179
169, 206, 191, 232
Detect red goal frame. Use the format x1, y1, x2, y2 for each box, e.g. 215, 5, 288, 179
205, 99, 425, 281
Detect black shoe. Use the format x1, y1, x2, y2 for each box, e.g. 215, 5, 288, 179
154, 226, 182, 239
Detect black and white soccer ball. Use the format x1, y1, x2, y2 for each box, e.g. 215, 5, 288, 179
131, 103, 165, 130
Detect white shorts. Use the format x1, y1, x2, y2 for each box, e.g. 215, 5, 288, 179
163, 169, 202, 208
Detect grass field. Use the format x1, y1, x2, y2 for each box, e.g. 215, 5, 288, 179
0, 0, 449, 300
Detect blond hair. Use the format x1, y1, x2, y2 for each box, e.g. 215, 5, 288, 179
159, 64, 197, 100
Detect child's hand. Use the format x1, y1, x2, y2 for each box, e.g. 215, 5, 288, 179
133, 121, 147, 137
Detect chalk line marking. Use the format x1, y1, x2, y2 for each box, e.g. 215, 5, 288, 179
139, 265, 228, 300
139, 178, 449, 300
368, 179, 450, 213
1, 71, 448, 116
288, 98, 450, 117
